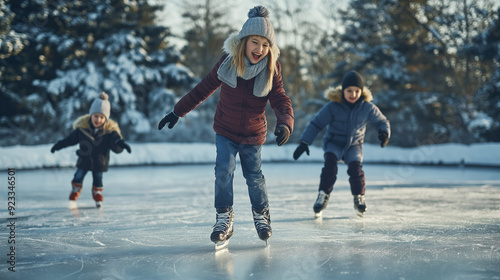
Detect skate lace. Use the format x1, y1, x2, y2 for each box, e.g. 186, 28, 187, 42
213, 212, 232, 232
252, 210, 270, 231
316, 191, 329, 205
72, 186, 81, 193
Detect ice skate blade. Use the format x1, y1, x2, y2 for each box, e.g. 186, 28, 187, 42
355, 211, 365, 218
265, 240, 270, 248
214, 240, 229, 251
314, 211, 323, 218
69, 201, 78, 209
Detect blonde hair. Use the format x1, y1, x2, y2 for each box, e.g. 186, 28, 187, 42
232, 36, 276, 93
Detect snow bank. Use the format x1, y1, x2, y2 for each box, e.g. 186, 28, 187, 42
0, 142, 499, 170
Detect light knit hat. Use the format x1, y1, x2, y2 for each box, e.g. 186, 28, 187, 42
239, 6, 275, 46
89, 92, 111, 120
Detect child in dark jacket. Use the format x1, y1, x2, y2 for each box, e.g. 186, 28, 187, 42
293, 71, 390, 217
51, 92, 131, 207
158, 6, 293, 247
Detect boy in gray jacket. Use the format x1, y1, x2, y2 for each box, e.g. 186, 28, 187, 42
293, 71, 390, 217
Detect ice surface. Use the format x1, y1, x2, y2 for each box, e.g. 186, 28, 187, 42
1, 163, 499, 279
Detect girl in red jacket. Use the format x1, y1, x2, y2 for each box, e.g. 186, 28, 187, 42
158, 6, 294, 247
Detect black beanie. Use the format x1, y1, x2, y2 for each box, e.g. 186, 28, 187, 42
341, 71, 364, 92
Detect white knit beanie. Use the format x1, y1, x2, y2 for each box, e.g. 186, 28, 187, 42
239, 6, 275, 46
89, 92, 111, 120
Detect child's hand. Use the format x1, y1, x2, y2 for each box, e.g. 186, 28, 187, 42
274, 125, 290, 146
158, 112, 179, 130
293, 142, 310, 160
50, 142, 63, 153
379, 131, 389, 148
116, 139, 132, 153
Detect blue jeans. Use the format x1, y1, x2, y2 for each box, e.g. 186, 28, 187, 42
214, 134, 268, 211
72, 168, 103, 188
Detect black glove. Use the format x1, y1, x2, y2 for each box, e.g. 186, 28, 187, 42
50, 142, 64, 153
293, 142, 310, 160
116, 139, 132, 153
379, 131, 389, 148
158, 112, 179, 130
274, 125, 290, 146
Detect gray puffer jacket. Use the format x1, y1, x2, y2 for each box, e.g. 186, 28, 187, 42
300, 86, 390, 156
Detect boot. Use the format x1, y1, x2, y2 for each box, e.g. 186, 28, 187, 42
252, 208, 272, 241
210, 208, 234, 243
92, 186, 103, 207
353, 195, 367, 217
313, 190, 330, 215
69, 181, 82, 201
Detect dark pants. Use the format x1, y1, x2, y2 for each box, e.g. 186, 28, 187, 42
319, 152, 365, 195
347, 161, 365, 195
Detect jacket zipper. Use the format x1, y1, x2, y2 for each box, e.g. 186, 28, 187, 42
240, 84, 249, 137
79, 128, 95, 142
344, 103, 361, 154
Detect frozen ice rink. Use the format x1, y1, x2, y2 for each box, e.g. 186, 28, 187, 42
1, 163, 499, 279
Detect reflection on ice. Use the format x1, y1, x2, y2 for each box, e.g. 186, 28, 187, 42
0, 164, 499, 279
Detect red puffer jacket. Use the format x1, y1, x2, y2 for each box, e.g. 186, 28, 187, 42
174, 54, 294, 145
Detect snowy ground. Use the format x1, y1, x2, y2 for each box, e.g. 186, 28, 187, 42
1, 162, 499, 280
1, 142, 500, 170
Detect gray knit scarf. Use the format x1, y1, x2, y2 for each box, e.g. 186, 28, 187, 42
217, 55, 270, 97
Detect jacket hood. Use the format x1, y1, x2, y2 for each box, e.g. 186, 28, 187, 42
73, 114, 122, 138
324, 85, 373, 103
222, 31, 280, 64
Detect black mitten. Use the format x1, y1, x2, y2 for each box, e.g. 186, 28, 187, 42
50, 142, 64, 153
116, 139, 132, 153
378, 131, 389, 148
293, 142, 310, 160
158, 112, 179, 130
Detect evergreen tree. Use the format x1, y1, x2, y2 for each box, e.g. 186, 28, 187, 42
0, 0, 48, 144
2, 0, 196, 145
0, 1, 27, 59
463, 7, 500, 141
329, 0, 497, 147
0, 0, 28, 124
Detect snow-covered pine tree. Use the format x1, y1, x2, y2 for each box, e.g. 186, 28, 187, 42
0, 0, 30, 145
3, 0, 196, 145
331, 0, 419, 147
462, 7, 500, 142
329, 0, 498, 147
0, 1, 27, 59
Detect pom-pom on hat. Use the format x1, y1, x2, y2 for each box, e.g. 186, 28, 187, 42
89, 92, 111, 120
341, 71, 364, 92
239, 6, 275, 46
